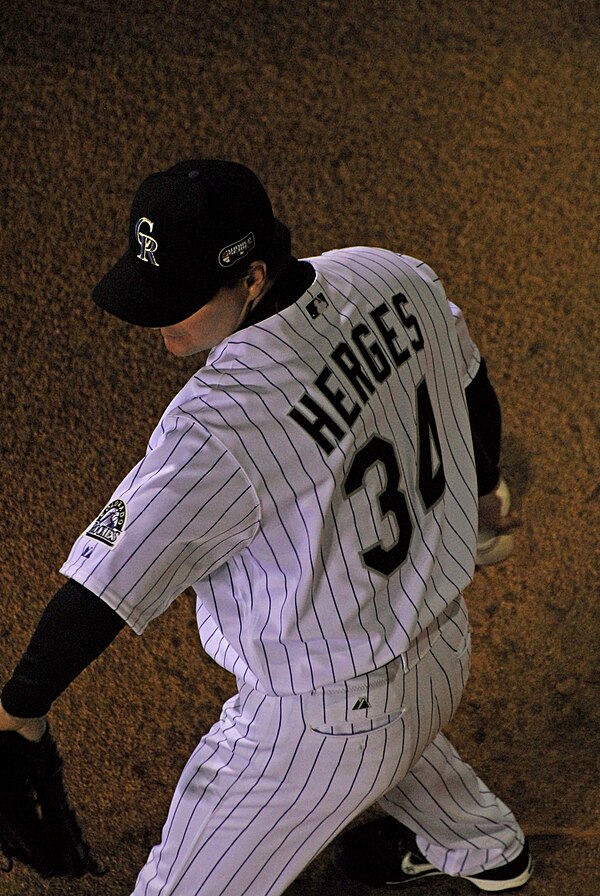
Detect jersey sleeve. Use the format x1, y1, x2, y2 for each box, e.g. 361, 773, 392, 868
446, 300, 481, 388
398, 254, 481, 388
60, 415, 261, 634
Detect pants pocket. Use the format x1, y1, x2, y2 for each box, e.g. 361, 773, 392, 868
305, 658, 406, 738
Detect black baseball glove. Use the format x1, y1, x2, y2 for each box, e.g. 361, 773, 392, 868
0, 725, 105, 878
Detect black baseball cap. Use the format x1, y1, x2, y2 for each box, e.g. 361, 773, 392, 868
92, 159, 275, 327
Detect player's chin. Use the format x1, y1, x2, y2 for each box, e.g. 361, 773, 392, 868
161, 334, 192, 357
164, 343, 188, 357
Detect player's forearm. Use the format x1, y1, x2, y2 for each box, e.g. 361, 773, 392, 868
1, 580, 126, 718
465, 357, 502, 497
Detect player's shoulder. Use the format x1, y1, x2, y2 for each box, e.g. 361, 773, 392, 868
314, 246, 401, 266
144, 373, 215, 445
310, 247, 447, 301
313, 247, 440, 280
397, 254, 442, 284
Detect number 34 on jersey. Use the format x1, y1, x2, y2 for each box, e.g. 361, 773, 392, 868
288, 288, 447, 578
343, 379, 445, 577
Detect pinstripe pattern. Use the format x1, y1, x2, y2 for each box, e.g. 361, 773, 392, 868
60, 248, 523, 893
62, 249, 479, 692
132, 598, 491, 896
381, 732, 525, 878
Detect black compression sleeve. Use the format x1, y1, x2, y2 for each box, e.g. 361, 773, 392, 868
465, 358, 502, 497
1, 580, 126, 718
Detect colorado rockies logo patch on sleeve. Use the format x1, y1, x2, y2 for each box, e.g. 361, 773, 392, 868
86, 499, 127, 548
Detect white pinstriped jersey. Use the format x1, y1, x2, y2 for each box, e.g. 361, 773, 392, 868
61, 248, 480, 696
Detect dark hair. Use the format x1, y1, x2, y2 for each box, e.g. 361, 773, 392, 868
221, 219, 292, 289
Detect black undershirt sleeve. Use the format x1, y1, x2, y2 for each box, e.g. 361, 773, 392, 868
465, 357, 502, 497
1, 580, 126, 718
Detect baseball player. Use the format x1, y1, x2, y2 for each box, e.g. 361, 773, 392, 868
0, 159, 531, 894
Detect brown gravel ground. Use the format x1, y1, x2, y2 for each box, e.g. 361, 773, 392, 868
0, 1, 598, 893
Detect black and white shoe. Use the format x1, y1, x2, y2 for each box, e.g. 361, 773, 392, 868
335, 816, 533, 891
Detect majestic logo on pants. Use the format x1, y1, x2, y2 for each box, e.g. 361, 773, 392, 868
352, 697, 371, 711
135, 217, 159, 266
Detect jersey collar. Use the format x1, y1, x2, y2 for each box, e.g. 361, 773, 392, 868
238, 258, 316, 330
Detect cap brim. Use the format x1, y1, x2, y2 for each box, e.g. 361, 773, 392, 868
92, 250, 221, 328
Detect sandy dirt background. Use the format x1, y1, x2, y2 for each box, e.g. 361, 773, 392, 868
0, 1, 598, 893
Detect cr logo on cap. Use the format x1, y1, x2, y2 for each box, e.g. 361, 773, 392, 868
135, 217, 160, 266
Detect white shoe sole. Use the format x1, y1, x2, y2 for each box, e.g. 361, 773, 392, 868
465, 853, 534, 891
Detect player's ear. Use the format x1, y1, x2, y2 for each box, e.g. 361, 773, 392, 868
244, 261, 268, 299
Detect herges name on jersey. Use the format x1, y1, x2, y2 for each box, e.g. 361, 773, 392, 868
289, 290, 424, 453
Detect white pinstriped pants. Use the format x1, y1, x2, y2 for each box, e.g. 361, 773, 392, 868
132, 597, 524, 895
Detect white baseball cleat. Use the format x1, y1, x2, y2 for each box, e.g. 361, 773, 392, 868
476, 477, 514, 566
335, 816, 534, 891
